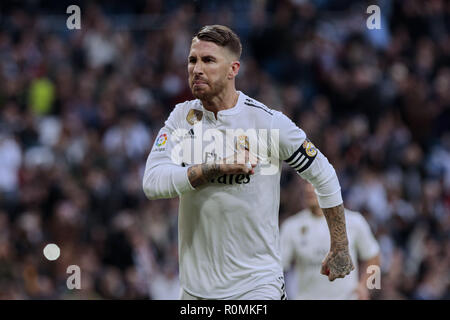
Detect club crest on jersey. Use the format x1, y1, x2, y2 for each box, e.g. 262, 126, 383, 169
303, 139, 317, 157
186, 109, 203, 125
236, 135, 250, 151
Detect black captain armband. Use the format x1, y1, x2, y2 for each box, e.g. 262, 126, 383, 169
285, 138, 318, 174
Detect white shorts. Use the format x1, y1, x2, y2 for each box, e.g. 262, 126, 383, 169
180, 279, 287, 300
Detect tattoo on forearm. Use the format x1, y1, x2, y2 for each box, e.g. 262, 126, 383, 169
188, 166, 203, 188
322, 204, 354, 279
322, 204, 349, 249
201, 163, 221, 181
188, 164, 221, 188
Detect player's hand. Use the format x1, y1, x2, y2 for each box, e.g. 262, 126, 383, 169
219, 148, 258, 175
320, 246, 355, 281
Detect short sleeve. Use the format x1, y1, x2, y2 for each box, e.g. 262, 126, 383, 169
353, 212, 380, 261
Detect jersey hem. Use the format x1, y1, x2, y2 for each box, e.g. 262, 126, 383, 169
180, 272, 284, 300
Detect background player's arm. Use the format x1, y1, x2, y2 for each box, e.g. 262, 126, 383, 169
353, 213, 381, 299
356, 253, 381, 299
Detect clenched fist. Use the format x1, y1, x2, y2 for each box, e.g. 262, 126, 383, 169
321, 246, 355, 281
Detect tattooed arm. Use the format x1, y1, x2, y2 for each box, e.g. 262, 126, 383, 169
187, 161, 256, 188
187, 164, 222, 188
320, 204, 355, 281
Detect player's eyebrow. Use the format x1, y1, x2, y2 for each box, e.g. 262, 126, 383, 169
201, 55, 216, 61
188, 55, 217, 62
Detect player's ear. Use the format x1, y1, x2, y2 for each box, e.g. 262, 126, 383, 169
228, 60, 240, 80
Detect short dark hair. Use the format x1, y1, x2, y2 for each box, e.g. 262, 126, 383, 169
193, 25, 242, 59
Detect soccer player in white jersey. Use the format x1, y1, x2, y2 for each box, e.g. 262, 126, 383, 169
143, 25, 355, 300
281, 182, 380, 300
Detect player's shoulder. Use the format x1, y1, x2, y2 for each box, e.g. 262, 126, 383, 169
282, 209, 311, 229
240, 94, 277, 119
172, 99, 202, 116
344, 208, 368, 226
242, 95, 298, 130
166, 99, 203, 126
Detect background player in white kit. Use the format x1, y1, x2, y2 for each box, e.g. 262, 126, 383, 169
281, 182, 380, 300
143, 25, 355, 300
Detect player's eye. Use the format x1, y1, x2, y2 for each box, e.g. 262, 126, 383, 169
188, 57, 196, 63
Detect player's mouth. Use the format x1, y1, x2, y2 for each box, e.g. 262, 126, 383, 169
192, 78, 208, 88
193, 82, 207, 87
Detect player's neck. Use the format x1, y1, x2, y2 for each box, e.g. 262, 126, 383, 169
201, 88, 239, 119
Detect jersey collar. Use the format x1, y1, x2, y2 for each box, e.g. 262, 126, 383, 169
199, 91, 245, 121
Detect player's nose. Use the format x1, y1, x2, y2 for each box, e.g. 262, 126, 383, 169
193, 62, 203, 75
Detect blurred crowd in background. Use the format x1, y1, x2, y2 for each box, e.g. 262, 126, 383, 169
0, 0, 449, 299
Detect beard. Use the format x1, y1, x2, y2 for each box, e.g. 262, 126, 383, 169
190, 78, 226, 101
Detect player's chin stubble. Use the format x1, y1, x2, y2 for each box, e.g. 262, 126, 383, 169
191, 83, 214, 100
191, 87, 207, 100
190, 79, 226, 100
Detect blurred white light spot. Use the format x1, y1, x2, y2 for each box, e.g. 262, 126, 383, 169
43, 243, 60, 261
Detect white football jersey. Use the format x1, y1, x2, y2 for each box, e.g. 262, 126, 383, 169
143, 91, 343, 299
280, 208, 380, 300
